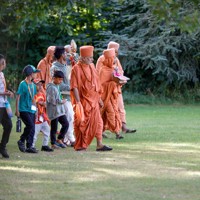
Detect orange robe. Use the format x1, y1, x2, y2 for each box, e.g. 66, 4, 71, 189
34, 91, 49, 124
96, 55, 123, 74
37, 57, 52, 89
96, 55, 126, 124
70, 61, 103, 150
99, 62, 122, 133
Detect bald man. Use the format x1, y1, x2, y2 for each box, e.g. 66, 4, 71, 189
37, 46, 55, 89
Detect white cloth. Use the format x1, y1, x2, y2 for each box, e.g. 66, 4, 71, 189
33, 121, 50, 147
63, 101, 75, 143
0, 72, 6, 107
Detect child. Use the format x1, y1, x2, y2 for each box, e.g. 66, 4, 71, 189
46, 70, 69, 149
0, 54, 14, 158
32, 79, 53, 152
16, 65, 40, 153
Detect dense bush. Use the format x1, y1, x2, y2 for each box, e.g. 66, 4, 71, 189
95, 0, 200, 97
0, 0, 200, 102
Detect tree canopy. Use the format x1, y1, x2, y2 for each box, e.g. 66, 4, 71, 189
0, 0, 200, 100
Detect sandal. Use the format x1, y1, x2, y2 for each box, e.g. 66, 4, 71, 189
96, 145, 112, 151
123, 128, 137, 134
116, 134, 124, 139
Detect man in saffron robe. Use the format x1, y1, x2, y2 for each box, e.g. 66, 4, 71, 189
96, 41, 136, 134
70, 39, 79, 66
70, 45, 112, 151
99, 48, 123, 139
37, 46, 55, 89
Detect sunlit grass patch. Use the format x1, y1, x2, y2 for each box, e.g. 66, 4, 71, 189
0, 104, 200, 200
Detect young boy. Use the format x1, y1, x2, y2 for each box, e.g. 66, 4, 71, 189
52, 46, 75, 147
16, 65, 40, 153
0, 54, 14, 158
46, 70, 69, 149
32, 79, 53, 152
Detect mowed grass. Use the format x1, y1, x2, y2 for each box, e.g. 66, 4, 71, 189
0, 104, 200, 200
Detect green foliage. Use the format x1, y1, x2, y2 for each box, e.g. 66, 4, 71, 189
123, 89, 200, 105
148, 0, 200, 33
0, 0, 200, 100
95, 0, 200, 97
0, 0, 110, 91
0, 0, 74, 35
122, 91, 175, 105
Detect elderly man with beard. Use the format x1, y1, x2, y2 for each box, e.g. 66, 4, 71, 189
70, 45, 112, 151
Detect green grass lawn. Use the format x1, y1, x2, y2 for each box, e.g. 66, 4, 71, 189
0, 104, 200, 200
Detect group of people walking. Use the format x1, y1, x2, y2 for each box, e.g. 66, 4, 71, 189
0, 40, 136, 158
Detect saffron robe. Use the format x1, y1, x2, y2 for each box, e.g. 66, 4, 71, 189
70, 61, 103, 150
37, 57, 52, 89
99, 62, 122, 133
96, 55, 126, 123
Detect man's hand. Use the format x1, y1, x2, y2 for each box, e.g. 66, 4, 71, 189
5, 90, 14, 98
15, 111, 20, 117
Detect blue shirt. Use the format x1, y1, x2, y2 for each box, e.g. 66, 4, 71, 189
17, 80, 37, 113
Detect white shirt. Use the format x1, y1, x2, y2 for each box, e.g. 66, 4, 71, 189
0, 72, 6, 107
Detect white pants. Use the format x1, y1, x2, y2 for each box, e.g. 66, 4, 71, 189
33, 121, 50, 147
63, 101, 75, 143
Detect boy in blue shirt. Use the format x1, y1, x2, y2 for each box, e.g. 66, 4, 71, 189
16, 65, 40, 153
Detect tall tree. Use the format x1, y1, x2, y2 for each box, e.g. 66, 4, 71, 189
96, 0, 200, 96
148, 0, 200, 33
0, 0, 107, 90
